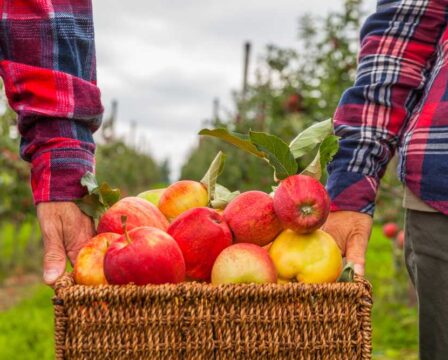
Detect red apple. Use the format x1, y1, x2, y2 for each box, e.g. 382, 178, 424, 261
167, 207, 233, 281
97, 197, 169, 234
396, 230, 405, 249
74, 233, 121, 285
383, 222, 399, 239
104, 226, 185, 285
223, 191, 283, 246
158, 180, 208, 221
284, 93, 302, 113
273, 175, 330, 234
211, 243, 277, 284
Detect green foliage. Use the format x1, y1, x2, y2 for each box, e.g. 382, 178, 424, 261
0, 285, 54, 360
199, 129, 264, 158
0, 221, 42, 281
199, 128, 299, 180
289, 119, 333, 158
366, 227, 418, 358
78, 140, 170, 224
249, 131, 298, 180
95, 140, 168, 197
181, 138, 274, 193
301, 134, 339, 180
200, 118, 338, 183
210, 184, 240, 210
76, 172, 121, 222
200, 151, 226, 203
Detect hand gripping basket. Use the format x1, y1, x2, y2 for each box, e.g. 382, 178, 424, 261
53, 273, 372, 360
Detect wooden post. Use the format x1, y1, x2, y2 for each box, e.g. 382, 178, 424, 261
238, 41, 251, 125
242, 41, 251, 98
101, 99, 117, 142
213, 97, 220, 122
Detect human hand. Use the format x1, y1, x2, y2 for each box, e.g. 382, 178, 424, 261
37, 202, 94, 285
322, 211, 372, 275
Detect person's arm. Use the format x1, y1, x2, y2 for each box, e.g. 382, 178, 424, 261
0, 1, 103, 284
324, 0, 448, 274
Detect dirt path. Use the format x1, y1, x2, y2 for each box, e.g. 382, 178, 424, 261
0, 273, 41, 311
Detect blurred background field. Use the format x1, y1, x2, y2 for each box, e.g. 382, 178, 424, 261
0, 0, 417, 359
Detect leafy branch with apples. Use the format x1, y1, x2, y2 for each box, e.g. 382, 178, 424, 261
73, 119, 353, 287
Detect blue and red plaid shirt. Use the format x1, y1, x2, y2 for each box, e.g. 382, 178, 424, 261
327, 0, 448, 216
0, 0, 103, 204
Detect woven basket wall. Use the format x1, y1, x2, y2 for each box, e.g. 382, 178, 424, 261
53, 273, 372, 360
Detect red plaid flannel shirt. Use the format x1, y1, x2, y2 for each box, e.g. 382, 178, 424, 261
327, 0, 448, 215
0, 0, 103, 204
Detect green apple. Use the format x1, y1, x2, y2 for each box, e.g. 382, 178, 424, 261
137, 188, 165, 206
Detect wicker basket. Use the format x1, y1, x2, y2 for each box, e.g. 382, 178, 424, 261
53, 273, 372, 360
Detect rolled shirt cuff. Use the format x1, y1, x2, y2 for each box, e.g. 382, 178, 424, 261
30, 139, 94, 204
326, 171, 379, 216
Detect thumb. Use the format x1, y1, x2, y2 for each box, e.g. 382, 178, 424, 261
42, 229, 67, 285
345, 236, 367, 276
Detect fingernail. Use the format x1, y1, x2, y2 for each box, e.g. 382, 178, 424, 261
354, 264, 364, 276
44, 270, 60, 284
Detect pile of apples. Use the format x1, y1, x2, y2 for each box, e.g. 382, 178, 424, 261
74, 174, 343, 286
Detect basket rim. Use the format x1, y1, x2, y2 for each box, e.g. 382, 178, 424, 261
54, 272, 372, 301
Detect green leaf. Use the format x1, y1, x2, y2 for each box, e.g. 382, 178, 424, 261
249, 131, 298, 180
77, 171, 121, 224
75, 194, 106, 221
199, 128, 265, 158
80, 171, 99, 194
301, 150, 322, 180
337, 262, 355, 283
210, 184, 240, 209
289, 118, 333, 159
319, 135, 339, 167
98, 183, 121, 207
200, 151, 227, 202
301, 135, 339, 180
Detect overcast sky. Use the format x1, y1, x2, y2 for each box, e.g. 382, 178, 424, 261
93, 0, 376, 179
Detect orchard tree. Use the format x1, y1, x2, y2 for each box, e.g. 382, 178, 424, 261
182, 0, 364, 191
95, 139, 168, 196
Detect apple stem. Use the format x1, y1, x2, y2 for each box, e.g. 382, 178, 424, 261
300, 205, 313, 216
121, 215, 132, 244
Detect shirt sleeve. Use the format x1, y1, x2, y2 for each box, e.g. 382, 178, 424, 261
0, 0, 103, 204
327, 0, 448, 215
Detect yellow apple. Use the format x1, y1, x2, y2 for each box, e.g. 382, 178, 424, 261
158, 180, 208, 221
269, 229, 342, 284
74, 233, 121, 285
